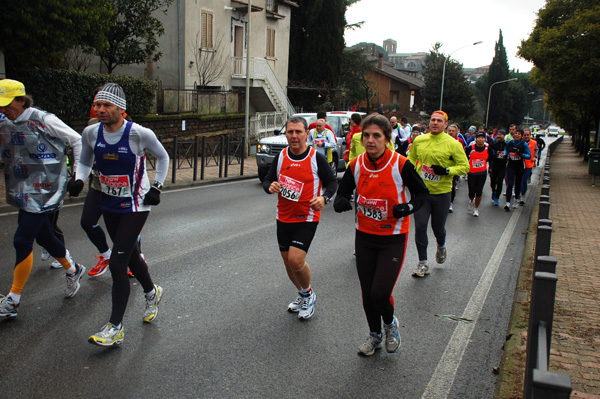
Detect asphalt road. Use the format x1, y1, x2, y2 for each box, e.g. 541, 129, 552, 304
0, 164, 541, 399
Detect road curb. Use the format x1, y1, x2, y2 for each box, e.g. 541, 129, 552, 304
495, 179, 542, 398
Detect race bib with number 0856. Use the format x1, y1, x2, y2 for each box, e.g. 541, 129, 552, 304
279, 174, 304, 202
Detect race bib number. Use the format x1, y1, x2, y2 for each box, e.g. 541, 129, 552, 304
473, 160, 485, 169
99, 173, 131, 197
420, 164, 441, 182
357, 195, 388, 221
509, 152, 521, 161
314, 138, 325, 147
279, 174, 304, 202
496, 152, 505, 159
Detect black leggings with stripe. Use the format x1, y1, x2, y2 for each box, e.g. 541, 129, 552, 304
355, 230, 407, 333
102, 211, 154, 325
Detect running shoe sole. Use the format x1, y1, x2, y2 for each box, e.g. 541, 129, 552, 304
88, 334, 124, 346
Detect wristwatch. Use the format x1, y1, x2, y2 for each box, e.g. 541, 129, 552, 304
323, 195, 331, 204
153, 181, 164, 191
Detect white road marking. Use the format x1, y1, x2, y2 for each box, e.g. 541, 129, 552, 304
421, 151, 545, 399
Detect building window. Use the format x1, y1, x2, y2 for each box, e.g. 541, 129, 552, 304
266, 28, 275, 59
266, 0, 277, 12
201, 11, 214, 50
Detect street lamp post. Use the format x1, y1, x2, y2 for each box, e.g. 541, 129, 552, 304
439, 41, 482, 110
528, 98, 543, 127
485, 78, 518, 128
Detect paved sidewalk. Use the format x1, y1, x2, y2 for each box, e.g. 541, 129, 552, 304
497, 137, 600, 399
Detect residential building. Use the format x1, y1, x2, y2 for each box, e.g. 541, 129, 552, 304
85, 0, 297, 116
360, 50, 425, 115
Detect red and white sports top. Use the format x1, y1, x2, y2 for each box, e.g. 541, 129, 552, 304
275, 146, 322, 223
469, 142, 489, 174
351, 150, 410, 235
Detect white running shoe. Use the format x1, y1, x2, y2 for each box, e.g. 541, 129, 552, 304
448, 203, 453, 213
88, 323, 124, 347
298, 290, 316, 320
358, 332, 383, 356
504, 202, 511, 212
143, 285, 163, 323
467, 199, 475, 212
41, 248, 51, 262
411, 262, 430, 278
384, 316, 401, 353
65, 264, 85, 298
513, 198, 519, 209
288, 294, 303, 313
50, 260, 63, 269
473, 209, 479, 217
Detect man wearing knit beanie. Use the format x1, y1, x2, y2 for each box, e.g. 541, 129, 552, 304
69, 82, 171, 346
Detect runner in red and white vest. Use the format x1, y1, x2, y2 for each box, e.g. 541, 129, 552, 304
263, 115, 337, 321
334, 113, 428, 356
465, 132, 491, 217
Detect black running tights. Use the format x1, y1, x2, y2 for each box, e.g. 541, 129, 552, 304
102, 211, 154, 325
355, 230, 407, 333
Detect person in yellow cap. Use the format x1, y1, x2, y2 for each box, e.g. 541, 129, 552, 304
407, 110, 470, 278
0, 79, 85, 319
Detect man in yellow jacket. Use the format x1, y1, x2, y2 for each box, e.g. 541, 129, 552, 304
407, 110, 470, 277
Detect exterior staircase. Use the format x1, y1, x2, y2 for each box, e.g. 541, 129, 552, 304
231, 57, 296, 117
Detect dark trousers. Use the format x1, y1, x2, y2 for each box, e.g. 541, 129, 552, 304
413, 192, 451, 261
355, 230, 407, 333
103, 211, 154, 325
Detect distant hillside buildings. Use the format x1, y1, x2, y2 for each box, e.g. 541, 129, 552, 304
349, 39, 488, 83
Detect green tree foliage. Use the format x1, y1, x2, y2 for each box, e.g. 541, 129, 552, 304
289, 0, 347, 87
95, 0, 174, 74
0, 1, 112, 73
14, 68, 156, 122
485, 30, 511, 127
473, 30, 534, 129
519, 0, 600, 156
423, 43, 476, 120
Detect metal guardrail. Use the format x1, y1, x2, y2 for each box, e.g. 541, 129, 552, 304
523, 138, 572, 399
249, 111, 286, 141
146, 134, 246, 183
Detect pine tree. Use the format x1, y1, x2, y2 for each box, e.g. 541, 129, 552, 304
486, 30, 511, 127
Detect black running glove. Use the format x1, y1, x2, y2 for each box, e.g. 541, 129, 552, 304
392, 203, 413, 218
143, 187, 161, 205
431, 164, 449, 175
333, 195, 352, 212
67, 178, 85, 197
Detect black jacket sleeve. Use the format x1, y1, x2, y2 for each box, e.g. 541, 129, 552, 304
400, 159, 429, 213
262, 152, 281, 194
335, 163, 356, 200
315, 151, 338, 198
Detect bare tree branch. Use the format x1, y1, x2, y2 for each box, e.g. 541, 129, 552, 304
190, 33, 228, 89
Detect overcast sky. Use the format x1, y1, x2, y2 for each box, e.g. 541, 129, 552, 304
344, 0, 547, 72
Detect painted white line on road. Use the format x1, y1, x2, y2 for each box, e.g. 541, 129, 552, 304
421, 203, 524, 399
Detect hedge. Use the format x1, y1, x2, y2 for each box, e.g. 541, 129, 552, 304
11, 68, 156, 123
